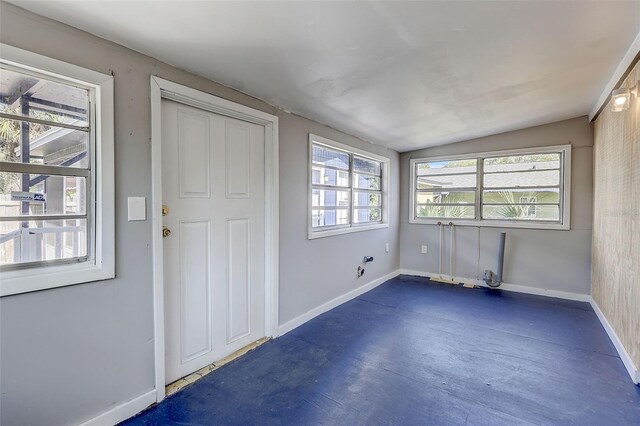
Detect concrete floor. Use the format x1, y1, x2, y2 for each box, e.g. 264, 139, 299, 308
124, 275, 640, 425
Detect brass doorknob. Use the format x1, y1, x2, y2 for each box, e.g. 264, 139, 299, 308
162, 226, 171, 238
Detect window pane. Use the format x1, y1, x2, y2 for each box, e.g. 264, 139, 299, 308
312, 189, 349, 207
353, 156, 380, 175
310, 140, 387, 232
0, 67, 89, 126
416, 191, 475, 204
353, 173, 380, 190
311, 209, 349, 228
353, 191, 381, 207
312, 144, 349, 169
417, 159, 477, 176
482, 205, 560, 221
416, 205, 475, 219
312, 166, 349, 187
482, 189, 559, 205
416, 174, 476, 189
0, 173, 86, 216
353, 207, 381, 223
484, 153, 560, 173
483, 169, 559, 188
0, 118, 89, 168
0, 218, 87, 266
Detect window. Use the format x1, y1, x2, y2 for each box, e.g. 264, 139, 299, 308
410, 145, 571, 229
309, 134, 389, 238
0, 44, 114, 296
414, 158, 477, 220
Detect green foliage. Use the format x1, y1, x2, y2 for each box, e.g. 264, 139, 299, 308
444, 159, 476, 167
418, 204, 469, 218
484, 154, 558, 165
493, 190, 537, 218
369, 207, 380, 221
417, 191, 474, 218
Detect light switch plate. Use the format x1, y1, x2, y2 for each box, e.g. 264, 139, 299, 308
128, 197, 146, 221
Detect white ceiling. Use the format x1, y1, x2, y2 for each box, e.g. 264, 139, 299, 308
10, 1, 640, 152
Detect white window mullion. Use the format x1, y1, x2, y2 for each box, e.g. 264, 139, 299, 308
349, 153, 354, 227
476, 157, 483, 220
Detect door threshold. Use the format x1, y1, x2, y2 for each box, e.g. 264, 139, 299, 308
165, 337, 270, 396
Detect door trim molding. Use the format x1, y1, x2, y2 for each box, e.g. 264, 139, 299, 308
150, 76, 279, 403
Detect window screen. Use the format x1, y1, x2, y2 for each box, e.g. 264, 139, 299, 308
0, 66, 91, 268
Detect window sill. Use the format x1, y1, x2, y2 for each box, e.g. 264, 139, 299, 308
0, 261, 115, 297
308, 222, 389, 239
408, 218, 570, 231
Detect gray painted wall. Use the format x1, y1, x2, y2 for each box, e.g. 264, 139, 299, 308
278, 113, 400, 324
0, 3, 400, 425
399, 116, 593, 294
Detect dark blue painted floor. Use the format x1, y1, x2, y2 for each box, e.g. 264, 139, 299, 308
123, 275, 640, 425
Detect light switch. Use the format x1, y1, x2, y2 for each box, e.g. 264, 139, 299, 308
128, 197, 146, 221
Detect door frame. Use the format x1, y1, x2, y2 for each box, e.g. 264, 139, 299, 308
150, 76, 279, 403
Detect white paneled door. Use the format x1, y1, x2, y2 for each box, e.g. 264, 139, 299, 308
161, 99, 266, 384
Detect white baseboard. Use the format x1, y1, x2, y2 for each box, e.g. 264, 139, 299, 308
398, 269, 591, 302
78, 389, 156, 426
498, 282, 591, 302
589, 297, 639, 385
400, 269, 638, 385
278, 269, 639, 386
277, 269, 401, 336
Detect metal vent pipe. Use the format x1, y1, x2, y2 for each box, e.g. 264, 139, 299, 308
496, 232, 506, 284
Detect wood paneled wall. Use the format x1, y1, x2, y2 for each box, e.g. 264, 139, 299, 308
593, 60, 640, 370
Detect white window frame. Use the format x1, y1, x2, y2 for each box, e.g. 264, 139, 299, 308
409, 144, 571, 230
308, 134, 389, 239
0, 44, 114, 297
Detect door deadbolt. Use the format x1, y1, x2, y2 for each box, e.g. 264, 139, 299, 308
162, 226, 171, 238
162, 205, 169, 216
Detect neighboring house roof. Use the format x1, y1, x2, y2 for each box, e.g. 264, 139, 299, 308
418, 161, 559, 189
483, 170, 558, 188
315, 157, 349, 169
15, 124, 86, 163
484, 161, 558, 173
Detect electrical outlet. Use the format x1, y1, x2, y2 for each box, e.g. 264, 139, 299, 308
421, 245, 428, 254
385, 243, 389, 253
